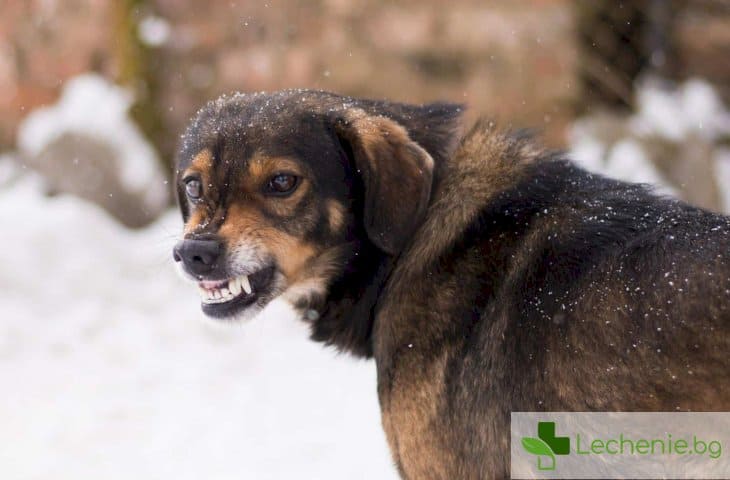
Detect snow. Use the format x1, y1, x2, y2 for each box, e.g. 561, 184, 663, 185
0, 175, 396, 480
568, 132, 605, 173
139, 15, 172, 47
630, 78, 730, 141
571, 133, 677, 197
0, 153, 22, 185
16, 74, 167, 213
603, 140, 677, 197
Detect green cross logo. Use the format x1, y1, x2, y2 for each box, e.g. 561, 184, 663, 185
521, 421, 570, 470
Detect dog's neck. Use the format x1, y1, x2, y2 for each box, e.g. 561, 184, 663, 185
308, 239, 395, 358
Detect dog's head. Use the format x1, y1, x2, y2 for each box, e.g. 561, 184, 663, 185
174, 90, 462, 322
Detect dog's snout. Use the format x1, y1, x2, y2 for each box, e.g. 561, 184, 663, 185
173, 238, 223, 276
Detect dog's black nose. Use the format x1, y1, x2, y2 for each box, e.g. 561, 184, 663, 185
173, 238, 222, 277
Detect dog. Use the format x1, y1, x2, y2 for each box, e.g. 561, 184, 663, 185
173, 90, 730, 478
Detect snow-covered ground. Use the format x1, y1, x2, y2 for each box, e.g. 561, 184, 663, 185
0, 173, 397, 479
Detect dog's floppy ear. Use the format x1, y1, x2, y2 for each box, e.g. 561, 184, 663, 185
334, 109, 435, 255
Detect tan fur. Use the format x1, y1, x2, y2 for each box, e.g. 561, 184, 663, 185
326, 199, 346, 233
218, 203, 317, 281
191, 148, 213, 170
281, 246, 345, 306
185, 149, 214, 181
345, 108, 435, 181
266, 232, 317, 281
184, 209, 207, 235
381, 351, 453, 479
399, 122, 542, 279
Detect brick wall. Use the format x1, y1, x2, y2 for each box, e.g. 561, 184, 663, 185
2, 1, 727, 165
0, 1, 115, 148
152, 0, 577, 158
0, 0, 577, 162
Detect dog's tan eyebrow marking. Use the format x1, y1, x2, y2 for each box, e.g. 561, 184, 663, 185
246, 153, 304, 181
183, 149, 214, 179
326, 199, 346, 232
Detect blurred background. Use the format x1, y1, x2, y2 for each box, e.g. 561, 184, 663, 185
0, 1, 728, 479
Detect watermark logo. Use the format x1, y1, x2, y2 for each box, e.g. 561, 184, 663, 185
511, 412, 729, 479
521, 421, 570, 470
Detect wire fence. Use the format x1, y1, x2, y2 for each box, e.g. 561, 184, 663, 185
577, 0, 730, 112
576, 0, 678, 110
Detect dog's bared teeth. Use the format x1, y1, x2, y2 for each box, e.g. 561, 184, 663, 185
197, 274, 254, 305
240, 275, 252, 294
229, 277, 242, 295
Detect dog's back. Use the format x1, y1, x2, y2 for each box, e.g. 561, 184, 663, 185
375, 123, 730, 478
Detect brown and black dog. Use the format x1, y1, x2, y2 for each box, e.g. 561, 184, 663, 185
173, 90, 730, 478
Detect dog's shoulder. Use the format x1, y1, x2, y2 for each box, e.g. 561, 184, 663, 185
381, 119, 730, 352
395, 121, 560, 278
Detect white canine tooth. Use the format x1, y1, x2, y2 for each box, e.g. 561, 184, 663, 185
240, 275, 252, 294
230, 277, 242, 295
221, 288, 230, 298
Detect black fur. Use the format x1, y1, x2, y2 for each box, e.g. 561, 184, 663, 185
176, 91, 730, 478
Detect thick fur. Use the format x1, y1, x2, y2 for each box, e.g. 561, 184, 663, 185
176, 90, 730, 479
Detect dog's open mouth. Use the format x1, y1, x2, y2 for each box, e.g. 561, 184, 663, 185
197, 265, 276, 318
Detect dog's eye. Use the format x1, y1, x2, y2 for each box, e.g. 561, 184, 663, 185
185, 179, 202, 200
266, 173, 299, 196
